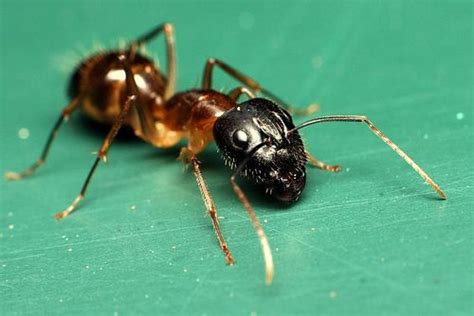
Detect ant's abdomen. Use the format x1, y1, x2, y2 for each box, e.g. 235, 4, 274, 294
68, 52, 167, 125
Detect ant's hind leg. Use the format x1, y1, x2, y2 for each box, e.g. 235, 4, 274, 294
5, 96, 82, 181
130, 22, 176, 100
179, 148, 234, 265
306, 151, 341, 172
202, 58, 319, 115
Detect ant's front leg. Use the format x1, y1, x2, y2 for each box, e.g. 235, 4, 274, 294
202, 58, 319, 116
178, 147, 234, 265
306, 151, 341, 172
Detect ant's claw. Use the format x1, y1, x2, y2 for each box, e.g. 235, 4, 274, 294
4, 171, 22, 181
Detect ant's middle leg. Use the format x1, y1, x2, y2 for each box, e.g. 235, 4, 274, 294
54, 94, 137, 220
202, 58, 319, 115
178, 147, 234, 265
54, 54, 140, 220
129, 22, 176, 100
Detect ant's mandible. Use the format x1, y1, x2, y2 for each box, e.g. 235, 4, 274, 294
5, 23, 446, 285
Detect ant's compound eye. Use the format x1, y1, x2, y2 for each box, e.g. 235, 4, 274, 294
232, 130, 249, 150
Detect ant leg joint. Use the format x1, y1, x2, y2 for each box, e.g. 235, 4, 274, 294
164, 23, 174, 34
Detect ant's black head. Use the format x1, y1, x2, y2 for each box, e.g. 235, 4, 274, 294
214, 98, 308, 203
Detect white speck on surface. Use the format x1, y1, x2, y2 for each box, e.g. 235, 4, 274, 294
423, 134, 429, 140
114, 312, 119, 316
346, 168, 350, 172
456, 112, 464, 120
329, 290, 337, 299
8, 224, 14, 230
169, 262, 173, 266
130, 205, 136, 211
76, 234, 79, 238
218, 216, 225, 219
311, 227, 316, 231
18, 128, 30, 139
239, 12, 255, 30
183, 268, 188, 273
85, 265, 90, 269
59, 298, 63, 303
276, 247, 279, 252
196, 278, 200, 282
150, 225, 154, 229
67, 248, 73, 252
99, 267, 103, 270
200, 257, 204, 261
2, 264, 6, 268
62, 235, 66, 239
145, 294, 149, 299
65, 238, 69, 241
7, 212, 13, 217
264, 219, 268, 223
312, 55, 323, 69
171, 245, 176, 250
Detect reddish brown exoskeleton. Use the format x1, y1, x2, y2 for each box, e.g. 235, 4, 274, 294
6, 23, 446, 284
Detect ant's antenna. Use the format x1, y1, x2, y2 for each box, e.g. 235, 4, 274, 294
290, 115, 446, 199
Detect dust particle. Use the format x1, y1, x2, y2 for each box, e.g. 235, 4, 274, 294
423, 134, 429, 140
183, 268, 188, 273
264, 219, 268, 223
130, 205, 136, 211
18, 128, 30, 140
145, 294, 149, 299
2, 264, 6, 268
456, 112, 464, 120
85, 265, 90, 269
311, 227, 316, 231
196, 278, 200, 282
329, 290, 337, 299
8, 224, 14, 230
346, 168, 350, 172
67, 248, 73, 252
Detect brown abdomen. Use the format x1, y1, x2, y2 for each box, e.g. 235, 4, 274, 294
68, 52, 167, 125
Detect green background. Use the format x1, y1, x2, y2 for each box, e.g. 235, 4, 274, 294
1, 0, 472, 315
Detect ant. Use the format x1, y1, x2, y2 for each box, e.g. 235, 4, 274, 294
5, 22, 446, 285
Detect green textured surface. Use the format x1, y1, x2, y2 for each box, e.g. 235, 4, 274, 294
1, 1, 473, 315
